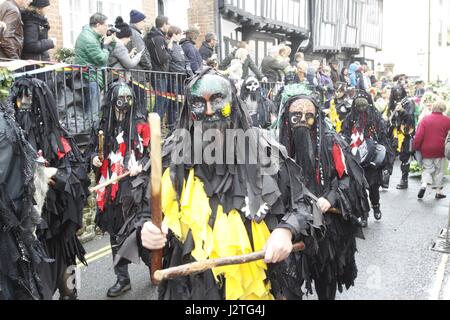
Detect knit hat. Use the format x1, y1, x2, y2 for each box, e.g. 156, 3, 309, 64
130, 9, 146, 24
30, 0, 50, 8
115, 17, 132, 39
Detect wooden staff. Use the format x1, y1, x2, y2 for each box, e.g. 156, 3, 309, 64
98, 130, 104, 162
153, 241, 306, 282
149, 113, 163, 285
89, 172, 131, 193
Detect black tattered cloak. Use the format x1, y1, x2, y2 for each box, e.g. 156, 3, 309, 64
10, 77, 90, 295
278, 93, 369, 299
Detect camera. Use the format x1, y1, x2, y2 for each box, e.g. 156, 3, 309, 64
107, 25, 120, 37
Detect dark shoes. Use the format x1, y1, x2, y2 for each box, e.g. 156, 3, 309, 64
373, 205, 382, 221
107, 279, 131, 298
436, 194, 447, 200
396, 179, 408, 190
418, 188, 426, 199
360, 216, 368, 228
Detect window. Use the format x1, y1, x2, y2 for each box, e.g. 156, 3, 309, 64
347, 0, 358, 27
61, 0, 143, 48
323, 0, 338, 24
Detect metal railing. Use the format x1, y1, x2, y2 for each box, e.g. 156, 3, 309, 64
1, 59, 284, 146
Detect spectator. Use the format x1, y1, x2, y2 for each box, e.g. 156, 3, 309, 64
219, 41, 266, 81
21, 0, 54, 61
319, 65, 334, 100
128, 10, 151, 71
294, 51, 304, 65
108, 17, 142, 70
199, 32, 217, 62
329, 60, 339, 86
180, 27, 203, 74
128, 9, 152, 119
306, 60, 321, 88
340, 67, 350, 85
260, 46, 289, 82
0, 0, 31, 59
277, 45, 292, 80
75, 12, 116, 121
145, 15, 170, 72
222, 47, 248, 84
145, 15, 171, 119
414, 99, 450, 200
415, 80, 425, 98
167, 25, 191, 130
296, 61, 309, 83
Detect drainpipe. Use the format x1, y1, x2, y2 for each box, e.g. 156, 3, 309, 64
216, 0, 223, 61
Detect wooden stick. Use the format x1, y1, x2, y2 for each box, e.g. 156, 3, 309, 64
149, 113, 163, 285
153, 242, 306, 282
98, 130, 104, 162
89, 172, 131, 193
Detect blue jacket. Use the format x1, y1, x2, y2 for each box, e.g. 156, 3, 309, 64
180, 38, 203, 73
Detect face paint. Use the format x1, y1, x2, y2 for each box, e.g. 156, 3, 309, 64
114, 84, 133, 121
354, 97, 369, 112
189, 74, 233, 122
16, 89, 33, 112
245, 77, 260, 92
288, 98, 316, 129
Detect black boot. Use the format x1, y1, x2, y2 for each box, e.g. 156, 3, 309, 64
360, 212, 368, 228
107, 279, 131, 298
373, 204, 382, 220
382, 170, 391, 189
397, 164, 410, 189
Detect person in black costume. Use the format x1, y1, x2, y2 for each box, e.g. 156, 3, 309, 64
277, 83, 368, 299
0, 78, 52, 300
85, 81, 150, 298
10, 77, 90, 300
239, 76, 274, 129
387, 85, 416, 190
342, 90, 393, 227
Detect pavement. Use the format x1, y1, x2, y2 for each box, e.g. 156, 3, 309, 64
73, 162, 450, 300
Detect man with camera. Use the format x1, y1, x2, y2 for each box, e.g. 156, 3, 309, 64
75, 13, 117, 124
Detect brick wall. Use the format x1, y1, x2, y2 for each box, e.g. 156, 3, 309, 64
143, 0, 157, 27
46, 0, 63, 60
188, 0, 216, 48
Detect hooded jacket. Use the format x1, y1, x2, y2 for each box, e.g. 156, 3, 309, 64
21, 9, 54, 61
180, 38, 203, 73
199, 41, 214, 61
145, 27, 170, 72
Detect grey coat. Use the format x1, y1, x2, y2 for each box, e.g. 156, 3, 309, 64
108, 40, 142, 70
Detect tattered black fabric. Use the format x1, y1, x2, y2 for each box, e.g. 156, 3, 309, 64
115, 68, 323, 300
10, 78, 90, 296
278, 94, 368, 300
0, 101, 51, 300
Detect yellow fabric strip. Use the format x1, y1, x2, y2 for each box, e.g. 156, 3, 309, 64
162, 168, 274, 300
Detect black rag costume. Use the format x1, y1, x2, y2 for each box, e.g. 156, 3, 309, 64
115, 68, 327, 300
342, 90, 393, 224
11, 77, 90, 299
240, 77, 274, 129
387, 85, 416, 189
84, 81, 150, 289
277, 83, 368, 300
0, 96, 52, 300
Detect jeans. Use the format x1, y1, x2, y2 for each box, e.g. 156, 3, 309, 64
86, 82, 100, 125
151, 77, 168, 121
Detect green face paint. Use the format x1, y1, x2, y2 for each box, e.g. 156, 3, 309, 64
189, 74, 233, 122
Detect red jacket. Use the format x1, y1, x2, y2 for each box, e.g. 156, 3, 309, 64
414, 112, 450, 158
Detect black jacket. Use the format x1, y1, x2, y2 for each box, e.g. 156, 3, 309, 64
180, 38, 203, 73
219, 49, 264, 80
169, 41, 193, 76
199, 41, 214, 61
21, 9, 54, 61
145, 27, 170, 72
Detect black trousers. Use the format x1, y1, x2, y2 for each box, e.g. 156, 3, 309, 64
110, 234, 130, 282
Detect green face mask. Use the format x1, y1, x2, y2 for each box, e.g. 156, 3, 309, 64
189, 74, 233, 122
